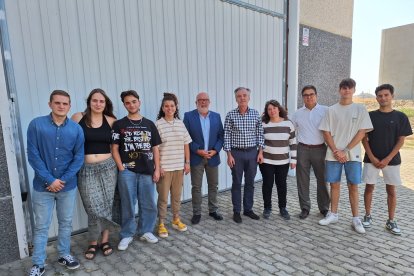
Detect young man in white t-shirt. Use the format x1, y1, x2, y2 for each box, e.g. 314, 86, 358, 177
318, 78, 373, 234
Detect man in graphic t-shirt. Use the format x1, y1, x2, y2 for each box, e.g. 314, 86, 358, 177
361, 84, 412, 235
112, 90, 162, 251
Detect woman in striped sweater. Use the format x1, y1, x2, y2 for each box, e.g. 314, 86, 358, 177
259, 100, 297, 220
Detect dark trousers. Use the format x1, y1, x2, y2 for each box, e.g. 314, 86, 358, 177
259, 163, 289, 210
296, 144, 330, 212
230, 148, 258, 213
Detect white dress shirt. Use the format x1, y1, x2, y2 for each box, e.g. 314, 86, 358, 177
291, 104, 328, 145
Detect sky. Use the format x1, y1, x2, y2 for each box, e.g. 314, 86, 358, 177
351, 0, 414, 94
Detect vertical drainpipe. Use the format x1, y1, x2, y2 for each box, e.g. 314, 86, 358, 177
283, 0, 288, 109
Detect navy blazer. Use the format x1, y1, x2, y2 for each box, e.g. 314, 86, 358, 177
183, 109, 224, 167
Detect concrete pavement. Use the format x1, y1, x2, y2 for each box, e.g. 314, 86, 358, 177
1, 149, 414, 275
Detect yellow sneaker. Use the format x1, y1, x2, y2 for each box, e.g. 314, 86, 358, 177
157, 223, 169, 238
172, 218, 188, 232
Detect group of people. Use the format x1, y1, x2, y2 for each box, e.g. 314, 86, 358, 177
27, 79, 412, 276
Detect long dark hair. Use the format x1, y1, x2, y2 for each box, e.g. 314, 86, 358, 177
157, 92, 180, 120
84, 88, 116, 127
262, 100, 288, 124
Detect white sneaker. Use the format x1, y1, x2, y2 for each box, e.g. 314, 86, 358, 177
118, 237, 133, 251
352, 218, 366, 234
139, 232, 159, 244
318, 212, 338, 226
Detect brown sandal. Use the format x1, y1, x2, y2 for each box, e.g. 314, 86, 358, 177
85, 244, 98, 260
100, 242, 113, 257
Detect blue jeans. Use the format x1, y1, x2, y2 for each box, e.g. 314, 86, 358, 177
230, 148, 258, 213
118, 169, 157, 239
325, 161, 362, 184
32, 188, 77, 268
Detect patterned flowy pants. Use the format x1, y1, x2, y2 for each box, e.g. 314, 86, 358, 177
78, 157, 119, 240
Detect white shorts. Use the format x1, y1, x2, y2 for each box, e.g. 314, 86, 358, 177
362, 163, 402, 185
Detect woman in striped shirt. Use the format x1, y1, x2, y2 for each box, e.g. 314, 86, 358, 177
259, 100, 297, 220
155, 93, 192, 238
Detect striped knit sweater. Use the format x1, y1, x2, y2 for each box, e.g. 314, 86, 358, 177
262, 120, 297, 165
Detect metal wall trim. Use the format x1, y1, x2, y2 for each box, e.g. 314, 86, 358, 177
220, 0, 286, 19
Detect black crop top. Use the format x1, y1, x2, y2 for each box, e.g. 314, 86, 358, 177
79, 115, 112, 154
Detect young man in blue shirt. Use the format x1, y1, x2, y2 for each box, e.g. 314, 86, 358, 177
27, 90, 84, 276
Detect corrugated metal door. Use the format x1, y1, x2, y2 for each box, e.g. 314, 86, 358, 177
4, 0, 286, 238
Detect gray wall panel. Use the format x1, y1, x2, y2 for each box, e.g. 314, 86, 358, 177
0, 196, 19, 265
0, 116, 16, 265
297, 25, 352, 107
0, 118, 11, 198
4, 0, 286, 237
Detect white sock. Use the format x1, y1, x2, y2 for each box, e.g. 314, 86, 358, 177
352, 217, 360, 223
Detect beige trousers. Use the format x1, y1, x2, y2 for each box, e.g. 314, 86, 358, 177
157, 170, 184, 220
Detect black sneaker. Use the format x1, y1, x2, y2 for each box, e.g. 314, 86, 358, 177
58, 255, 80, 270
243, 211, 260, 220
263, 208, 271, 219
299, 208, 309, 219
29, 265, 45, 276
191, 214, 201, 224
209, 212, 223, 221
280, 208, 290, 220
233, 212, 242, 223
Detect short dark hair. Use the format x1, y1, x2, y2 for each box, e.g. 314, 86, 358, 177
49, 90, 70, 103
301, 85, 317, 95
339, 78, 356, 89
375, 84, 394, 95
234, 87, 251, 94
120, 90, 140, 103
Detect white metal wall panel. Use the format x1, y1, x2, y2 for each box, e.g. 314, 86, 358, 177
5, 0, 285, 237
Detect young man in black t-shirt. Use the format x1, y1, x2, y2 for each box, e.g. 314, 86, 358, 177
361, 84, 412, 235
112, 90, 162, 250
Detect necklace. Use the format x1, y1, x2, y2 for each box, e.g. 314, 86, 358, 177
128, 117, 143, 126
165, 118, 175, 125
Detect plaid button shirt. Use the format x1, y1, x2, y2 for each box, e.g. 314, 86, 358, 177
223, 107, 265, 151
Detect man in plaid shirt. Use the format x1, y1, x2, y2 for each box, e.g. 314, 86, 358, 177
224, 87, 265, 223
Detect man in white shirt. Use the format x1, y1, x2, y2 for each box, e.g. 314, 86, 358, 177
292, 85, 330, 220
318, 78, 373, 234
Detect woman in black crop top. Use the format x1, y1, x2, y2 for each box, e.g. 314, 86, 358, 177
72, 88, 117, 260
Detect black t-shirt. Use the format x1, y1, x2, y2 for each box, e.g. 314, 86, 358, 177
363, 110, 412, 165
112, 116, 161, 175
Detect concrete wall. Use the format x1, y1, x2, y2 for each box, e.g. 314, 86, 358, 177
296, 1, 354, 107
297, 24, 352, 107
300, 0, 353, 39
0, 117, 20, 265
379, 23, 414, 100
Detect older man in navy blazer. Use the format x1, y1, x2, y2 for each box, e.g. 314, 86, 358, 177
183, 92, 224, 224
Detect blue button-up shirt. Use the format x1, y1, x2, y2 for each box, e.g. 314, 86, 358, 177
199, 112, 210, 151
27, 114, 84, 192
223, 107, 265, 151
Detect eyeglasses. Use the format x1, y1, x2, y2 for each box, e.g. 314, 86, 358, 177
197, 99, 210, 102
302, 93, 316, 98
